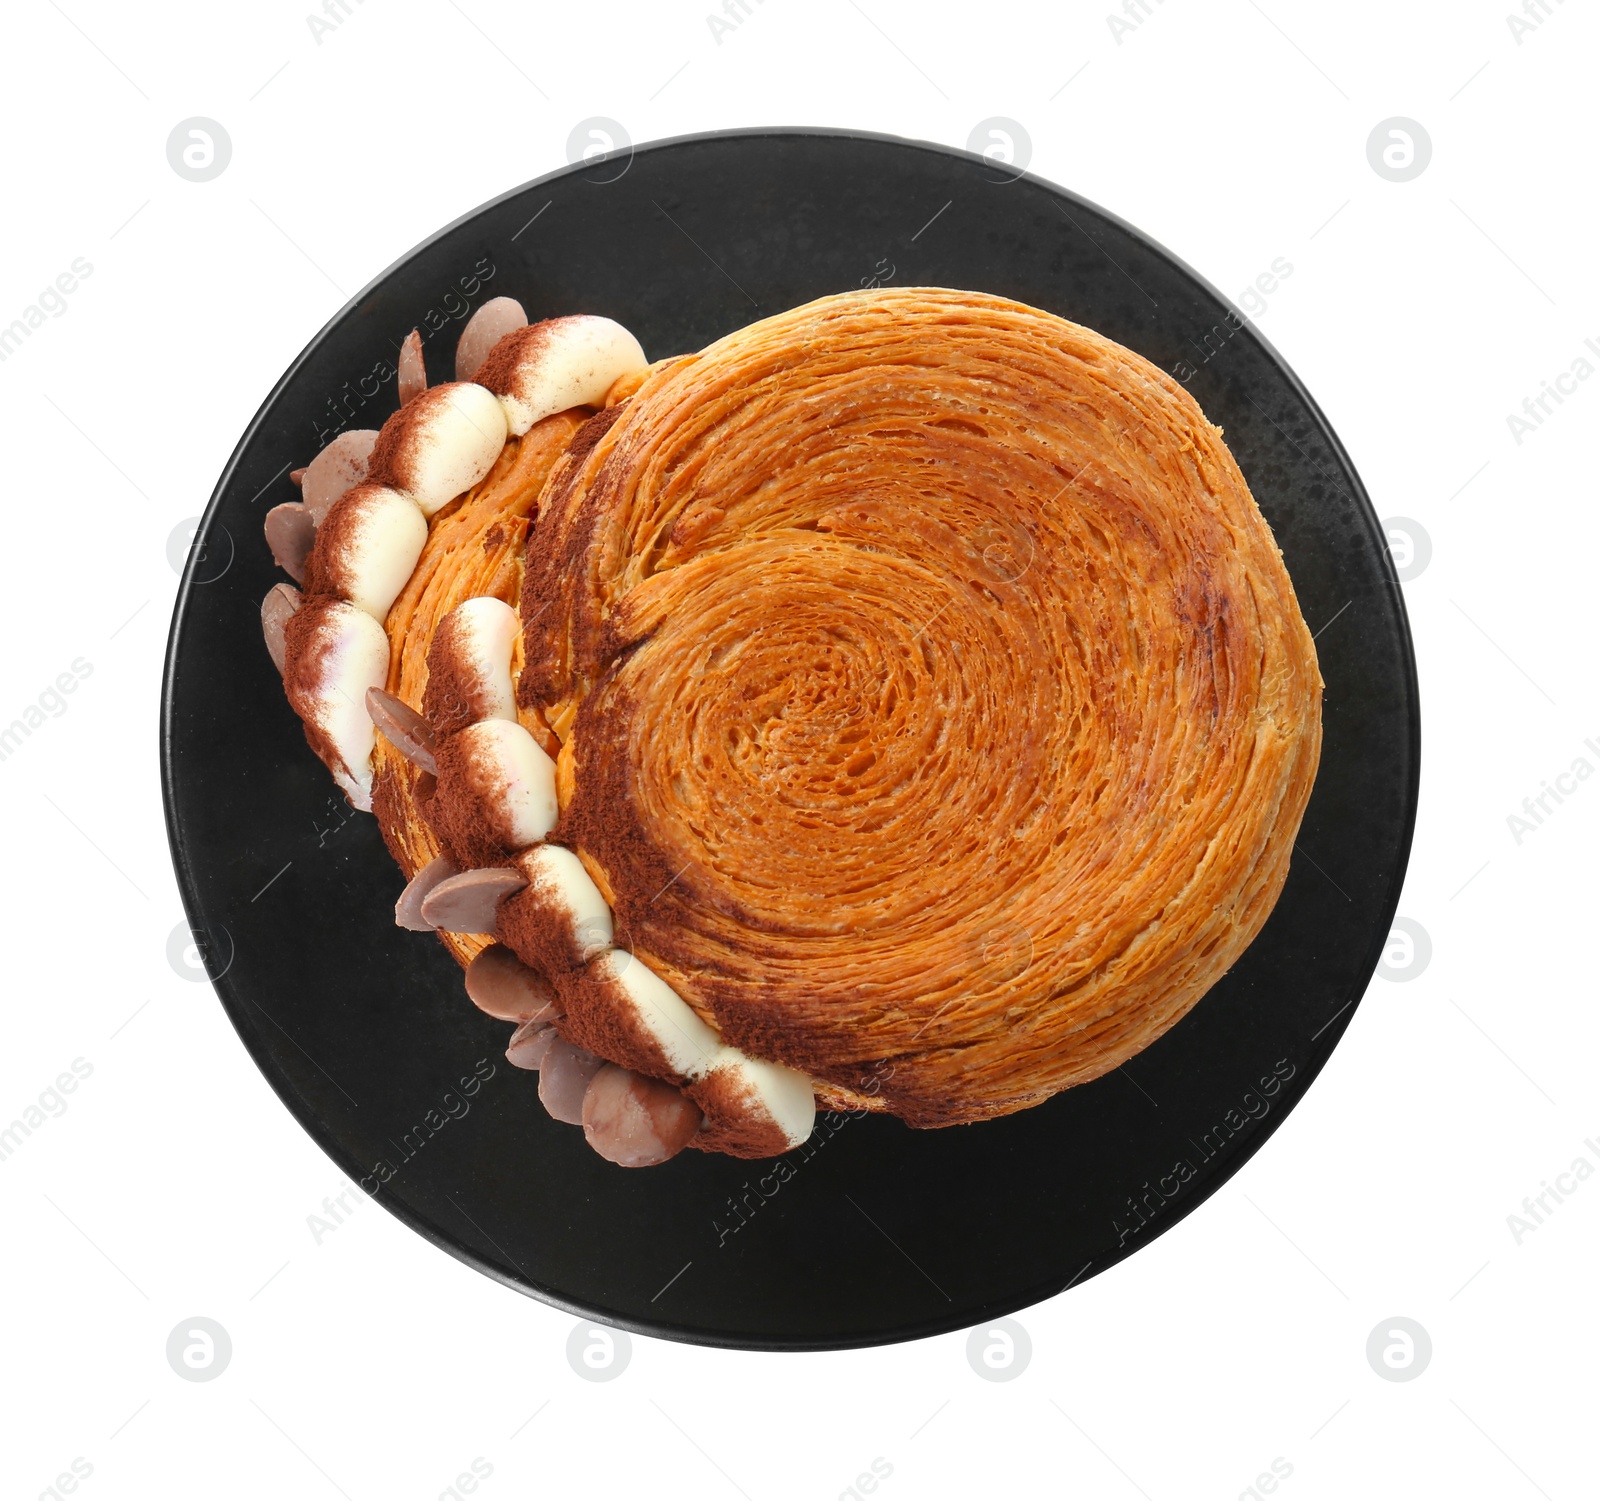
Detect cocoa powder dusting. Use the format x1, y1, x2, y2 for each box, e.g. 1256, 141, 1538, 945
543, 961, 678, 1082
422, 610, 493, 736
424, 730, 520, 869
497, 876, 591, 977
472, 322, 556, 399
684, 1070, 792, 1159
302, 482, 385, 600
365, 383, 477, 496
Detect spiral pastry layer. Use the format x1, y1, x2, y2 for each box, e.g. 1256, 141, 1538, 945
524, 287, 1323, 1128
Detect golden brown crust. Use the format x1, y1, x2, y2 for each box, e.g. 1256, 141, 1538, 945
515, 287, 1322, 1128
515, 404, 629, 718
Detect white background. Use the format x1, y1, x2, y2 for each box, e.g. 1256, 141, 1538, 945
1, 0, 1595, 1497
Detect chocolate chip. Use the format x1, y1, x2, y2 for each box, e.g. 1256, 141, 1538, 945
365, 686, 437, 773
394, 853, 458, 931
261, 583, 302, 675
538, 1039, 603, 1124
456, 296, 527, 382
265, 502, 315, 584
302, 429, 378, 525
506, 1018, 557, 1071
582, 1064, 704, 1167
419, 867, 528, 934
466, 944, 558, 1022
398, 328, 427, 407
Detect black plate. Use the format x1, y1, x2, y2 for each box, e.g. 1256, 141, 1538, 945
162, 128, 1418, 1350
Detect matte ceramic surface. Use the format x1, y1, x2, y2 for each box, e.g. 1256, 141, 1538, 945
162, 128, 1419, 1350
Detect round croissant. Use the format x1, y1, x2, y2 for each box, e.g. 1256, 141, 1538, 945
518, 288, 1324, 1127
272, 286, 1322, 1156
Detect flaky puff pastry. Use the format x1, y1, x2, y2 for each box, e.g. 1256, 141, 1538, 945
515, 287, 1323, 1128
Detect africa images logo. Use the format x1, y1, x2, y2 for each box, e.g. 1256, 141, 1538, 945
1112, 1061, 1296, 1246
